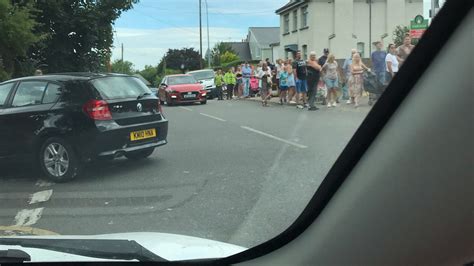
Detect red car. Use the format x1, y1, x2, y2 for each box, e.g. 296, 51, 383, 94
158, 74, 207, 106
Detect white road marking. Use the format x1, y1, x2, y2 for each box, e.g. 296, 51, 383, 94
35, 179, 55, 187
179, 106, 193, 111
29, 190, 53, 204
199, 113, 227, 122
240, 126, 308, 149
14, 208, 44, 226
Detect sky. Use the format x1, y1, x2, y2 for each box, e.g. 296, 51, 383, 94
111, 0, 287, 70
112, 0, 437, 70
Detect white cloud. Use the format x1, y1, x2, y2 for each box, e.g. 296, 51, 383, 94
112, 27, 246, 69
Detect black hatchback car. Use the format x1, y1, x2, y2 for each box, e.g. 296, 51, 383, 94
0, 73, 168, 182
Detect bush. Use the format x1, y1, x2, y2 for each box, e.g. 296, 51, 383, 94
0, 68, 11, 82
220, 51, 239, 65
220, 60, 260, 69
392, 25, 419, 47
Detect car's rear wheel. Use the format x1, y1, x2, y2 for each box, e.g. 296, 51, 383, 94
125, 148, 155, 160
39, 137, 80, 182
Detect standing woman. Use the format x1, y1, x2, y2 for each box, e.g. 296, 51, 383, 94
276, 59, 284, 97
235, 66, 243, 99
322, 54, 339, 107
286, 58, 296, 103
385, 43, 399, 84
258, 63, 272, 106
306, 51, 321, 111
348, 53, 369, 107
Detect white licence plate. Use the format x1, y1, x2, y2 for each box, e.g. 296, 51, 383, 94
184, 94, 195, 98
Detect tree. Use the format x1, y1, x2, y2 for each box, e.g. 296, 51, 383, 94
220, 51, 239, 65
0, 0, 42, 80
157, 48, 203, 73
211, 42, 235, 66
138, 65, 158, 85
26, 0, 138, 73
111, 59, 134, 75
392, 25, 418, 47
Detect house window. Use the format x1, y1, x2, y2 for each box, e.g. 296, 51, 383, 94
284, 14, 290, 33
302, 45, 308, 60
357, 42, 365, 58
301, 6, 308, 28
293, 10, 298, 31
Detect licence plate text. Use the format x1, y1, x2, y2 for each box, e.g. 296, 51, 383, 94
130, 128, 156, 141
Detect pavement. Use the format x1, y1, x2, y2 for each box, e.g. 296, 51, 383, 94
0, 99, 370, 248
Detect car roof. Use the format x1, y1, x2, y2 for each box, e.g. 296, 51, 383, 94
187, 69, 214, 73
1, 72, 134, 84
166, 74, 193, 78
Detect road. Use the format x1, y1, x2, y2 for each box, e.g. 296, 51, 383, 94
0, 98, 370, 248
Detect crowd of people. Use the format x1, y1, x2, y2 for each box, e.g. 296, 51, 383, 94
214, 34, 415, 110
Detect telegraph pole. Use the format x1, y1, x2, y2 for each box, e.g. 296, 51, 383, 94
199, 0, 203, 69
121, 43, 124, 73
205, 0, 211, 68
369, 0, 372, 56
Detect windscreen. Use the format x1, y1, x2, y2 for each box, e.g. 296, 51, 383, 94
167, 76, 197, 85
189, 71, 214, 80
0, 0, 436, 263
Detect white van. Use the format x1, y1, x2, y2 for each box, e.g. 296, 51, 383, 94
187, 69, 216, 99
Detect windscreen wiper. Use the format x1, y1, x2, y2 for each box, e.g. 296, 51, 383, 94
0, 238, 166, 262
137, 92, 152, 100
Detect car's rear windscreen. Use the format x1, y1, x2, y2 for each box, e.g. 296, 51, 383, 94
90, 76, 152, 100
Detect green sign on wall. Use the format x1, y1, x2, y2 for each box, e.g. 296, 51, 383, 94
411, 15, 429, 30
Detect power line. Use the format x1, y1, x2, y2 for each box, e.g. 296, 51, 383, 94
138, 3, 276, 15
131, 9, 199, 35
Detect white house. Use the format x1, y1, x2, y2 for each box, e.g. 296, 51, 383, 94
275, 0, 423, 60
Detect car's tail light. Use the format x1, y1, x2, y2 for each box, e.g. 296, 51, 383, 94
82, 100, 112, 120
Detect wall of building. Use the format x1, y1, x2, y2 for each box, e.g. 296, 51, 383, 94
310, 1, 335, 58
248, 31, 261, 61
405, 1, 424, 26
272, 46, 280, 62
333, 0, 354, 58
353, 0, 387, 58
261, 48, 273, 62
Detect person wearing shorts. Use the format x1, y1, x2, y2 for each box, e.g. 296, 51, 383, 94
279, 64, 289, 105
286, 63, 296, 104
292, 50, 308, 109
322, 54, 339, 107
